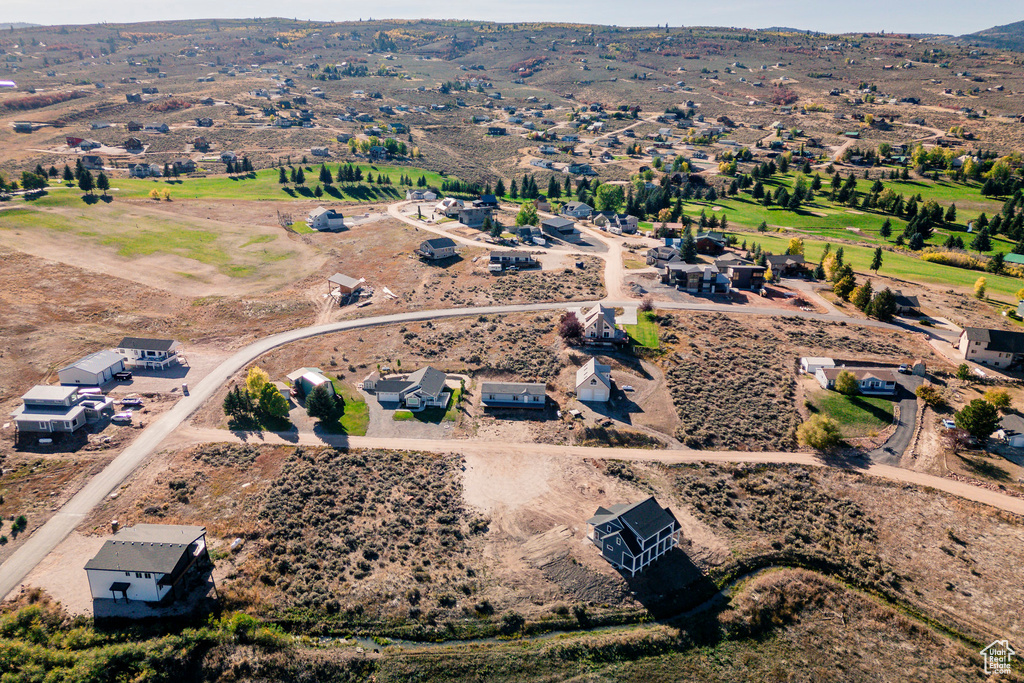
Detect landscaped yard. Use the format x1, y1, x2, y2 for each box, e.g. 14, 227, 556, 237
321, 380, 369, 435
625, 311, 660, 349
806, 388, 893, 437
392, 387, 461, 423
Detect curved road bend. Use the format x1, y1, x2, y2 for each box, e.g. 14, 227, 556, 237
0, 301, 578, 600
171, 428, 1024, 518
0, 298, 905, 599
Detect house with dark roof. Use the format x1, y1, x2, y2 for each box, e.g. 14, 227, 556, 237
367, 366, 450, 409
458, 206, 492, 229
489, 250, 537, 271
815, 367, 897, 395
480, 382, 546, 409
85, 524, 212, 605
959, 328, 1024, 369
714, 257, 766, 291
587, 497, 682, 576
11, 385, 114, 436
890, 290, 921, 315
541, 216, 579, 240
417, 237, 458, 260
694, 231, 728, 255
660, 263, 730, 293
765, 253, 808, 276
114, 338, 182, 370
561, 201, 593, 219
474, 194, 499, 209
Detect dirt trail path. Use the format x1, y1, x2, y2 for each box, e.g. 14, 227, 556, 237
165, 427, 1024, 517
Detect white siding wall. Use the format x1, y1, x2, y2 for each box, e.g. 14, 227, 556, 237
86, 568, 168, 602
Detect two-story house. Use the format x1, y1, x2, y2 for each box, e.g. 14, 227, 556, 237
113, 337, 182, 370
959, 328, 1024, 369
587, 497, 682, 576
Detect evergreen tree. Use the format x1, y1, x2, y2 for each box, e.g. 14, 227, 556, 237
870, 246, 883, 273
879, 218, 892, 240
305, 384, 337, 421
971, 227, 992, 253
319, 164, 332, 184
295, 168, 305, 185
96, 172, 109, 196
279, 167, 288, 184
62, 165, 74, 184
78, 170, 94, 194
509, 179, 519, 199
681, 225, 697, 263
495, 178, 506, 197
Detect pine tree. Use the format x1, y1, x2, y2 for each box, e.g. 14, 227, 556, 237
879, 218, 892, 240
96, 172, 109, 196
681, 225, 697, 263
495, 178, 506, 197
279, 167, 288, 184
509, 179, 518, 199
870, 246, 883, 273
319, 164, 331, 184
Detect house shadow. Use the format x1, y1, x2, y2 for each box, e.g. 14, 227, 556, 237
618, 546, 721, 621
426, 254, 464, 269
129, 365, 193, 380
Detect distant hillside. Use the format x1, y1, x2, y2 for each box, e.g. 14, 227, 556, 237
962, 19, 1024, 50
0, 23, 40, 30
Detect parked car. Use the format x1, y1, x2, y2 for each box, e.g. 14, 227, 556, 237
114, 371, 133, 380
942, 418, 956, 429
120, 397, 144, 407
898, 364, 910, 374
622, 385, 635, 392
111, 412, 133, 423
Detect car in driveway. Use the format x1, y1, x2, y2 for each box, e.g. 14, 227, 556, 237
898, 364, 910, 374
942, 418, 956, 429
111, 412, 133, 424
114, 371, 133, 381
119, 397, 144, 407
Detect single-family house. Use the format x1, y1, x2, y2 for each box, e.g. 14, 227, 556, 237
434, 197, 465, 218
286, 367, 335, 397
123, 137, 144, 151
417, 237, 458, 260
489, 250, 536, 271
82, 155, 104, 170
171, 158, 196, 174
958, 328, 1024, 369
714, 258, 766, 291
593, 212, 638, 234
891, 290, 921, 315
406, 189, 438, 201
127, 121, 144, 132
307, 206, 345, 231
647, 245, 681, 267
799, 357, 835, 375
219, 151, 237, 164
128, 163, 161, 178
85, 524, 213, 605
480, 382, 547, 409
114, 338, 182, 370
310, 147, 331, 157
815, 367, 898, 395
368, 146, 389, 161
517, 225, 547, 246
580, 305, 627, 343
561, 201, 593, 219
541, 217, 579, 240
195, 117, 214, 127
191, 137, 210, 152
58, 350, 126, 386
12, 385, 92, 435
765, 253, 807, 277
459, 206, 492, 229
369, 366, 449, 409
661, 263, 730, 293
575, 358, 613, 402
475, 194, 499, 209
694, 231, 728, 255
145, 123, 170, 133
587, 497, 682, 576
487, 126, 507, 136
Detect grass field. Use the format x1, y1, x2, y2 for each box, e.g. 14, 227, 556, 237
731, 231, 1024, 301
625, 311, 660, 349
392, 388, 460, 423
806, 387, 893, 437
0, 205, 296, 278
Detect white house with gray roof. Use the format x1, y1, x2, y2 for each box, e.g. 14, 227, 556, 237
480, 382, 546, 409
58, 350, 125, 386
114, 337, 181, 369
587, 497, 682, 576
575, 358, 612, 402
368, 366, 450, 409
85, 524, 211, 604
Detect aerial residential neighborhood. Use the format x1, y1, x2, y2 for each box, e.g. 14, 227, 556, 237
2, 6, 1024, 681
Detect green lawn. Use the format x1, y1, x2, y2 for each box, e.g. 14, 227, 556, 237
321, 380, 369, 435
732, 231, 1024, 301
28, 164, 455, 205
392, 387, 460, 423
806, 388, 893, 437
625, 311, 660, 349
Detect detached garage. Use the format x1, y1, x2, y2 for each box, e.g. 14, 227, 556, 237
575, 358, 612, 402
58, 350, 125, 386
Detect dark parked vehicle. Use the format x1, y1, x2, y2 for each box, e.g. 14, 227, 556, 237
114, 371, 133, 380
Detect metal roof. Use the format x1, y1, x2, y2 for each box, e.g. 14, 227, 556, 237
84, 525, 205, 574
328, 273, 361, 288
481, 382, 546, 396
21, 385, 79, 402
59, 350, 124, 375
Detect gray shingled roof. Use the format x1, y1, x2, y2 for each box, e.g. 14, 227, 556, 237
84, 525, 205, 574
962, 327, 1024, 354
116, 337, 177, 352
481, 382, 546, 396
405, 366, 447, 399
423, 237, 456, 249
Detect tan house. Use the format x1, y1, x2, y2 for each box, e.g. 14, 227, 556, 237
580, 305, 626, 343
959, 328, 1024, 368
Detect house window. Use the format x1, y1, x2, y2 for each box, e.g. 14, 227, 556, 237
125, 572, 131, 576
616, 537, 621, 545
144, 573, 151, 579
135, 572, 143, 578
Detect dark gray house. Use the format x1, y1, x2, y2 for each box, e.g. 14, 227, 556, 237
417, 237, 458, 260
587, 497, 682, 576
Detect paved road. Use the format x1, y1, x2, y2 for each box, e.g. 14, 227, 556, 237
0, 295, 911, 599
168, 427, 1024, 518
